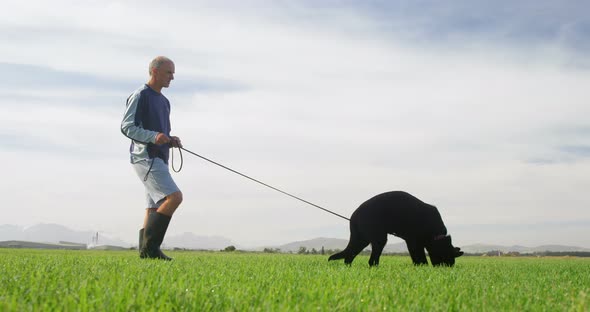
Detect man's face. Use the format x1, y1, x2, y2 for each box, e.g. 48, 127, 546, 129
153, 61, 175, 89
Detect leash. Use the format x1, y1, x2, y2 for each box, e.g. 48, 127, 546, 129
171, 146, 350, 221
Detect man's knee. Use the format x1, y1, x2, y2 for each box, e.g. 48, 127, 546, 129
167, 191, 183, 207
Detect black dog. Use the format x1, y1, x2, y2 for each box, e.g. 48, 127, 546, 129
329, 191, 463, 266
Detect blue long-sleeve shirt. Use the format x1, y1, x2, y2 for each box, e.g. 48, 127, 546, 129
121, 84, 171, 164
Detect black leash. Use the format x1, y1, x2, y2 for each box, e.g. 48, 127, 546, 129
171, 146, 350, 221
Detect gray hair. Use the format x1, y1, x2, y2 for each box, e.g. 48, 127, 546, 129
149, 56, 173, 75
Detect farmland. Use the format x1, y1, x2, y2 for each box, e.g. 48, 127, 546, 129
0, 249, 588, 311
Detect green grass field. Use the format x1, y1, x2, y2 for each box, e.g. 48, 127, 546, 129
0, 249, 588, 311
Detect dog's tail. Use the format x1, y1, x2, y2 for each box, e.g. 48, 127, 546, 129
328, 221, 361, 262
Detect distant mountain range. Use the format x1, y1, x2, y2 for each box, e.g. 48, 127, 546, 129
272, 237, 407, 253
1, 224, 588, 253
163, 232, 234, 250
272, 238, 590, 254
0, 224, 128, 247
457, 243, 590, 254
0, 224, 235, 250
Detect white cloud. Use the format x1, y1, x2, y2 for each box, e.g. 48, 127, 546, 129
1, 1, 589, 248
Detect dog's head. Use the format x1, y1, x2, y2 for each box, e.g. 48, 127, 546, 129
428, 235, 464, 267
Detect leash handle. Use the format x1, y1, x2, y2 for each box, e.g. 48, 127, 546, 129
171, 146, 183, 173
177, 147, 350, 221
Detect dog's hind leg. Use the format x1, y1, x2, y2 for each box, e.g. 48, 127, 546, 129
328, 250, 346, 261
344, 239, 369, 265
368, 234, 387, 267
328, 232, 364, 264
329, 220, 368, 265
342, 222, 370, 265
328, 238, 369, 264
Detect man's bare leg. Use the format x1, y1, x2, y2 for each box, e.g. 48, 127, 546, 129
155, 191, 183, 217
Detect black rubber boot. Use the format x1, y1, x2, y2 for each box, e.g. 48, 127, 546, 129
139, 228, 147, 258
141, 212, 173, 260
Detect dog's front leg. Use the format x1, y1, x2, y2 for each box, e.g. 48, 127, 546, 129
405, 240, 428, 265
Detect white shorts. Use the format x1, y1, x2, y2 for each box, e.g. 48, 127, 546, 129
132, 158, 181, 208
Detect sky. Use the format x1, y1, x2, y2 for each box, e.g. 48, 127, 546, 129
1, 0, 589, 248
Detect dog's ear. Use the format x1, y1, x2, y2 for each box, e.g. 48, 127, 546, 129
454, 247, 464, 258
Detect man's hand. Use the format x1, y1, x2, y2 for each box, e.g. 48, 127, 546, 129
170, 136, 183, 148
155, 133, 171, 145
155, 133, 182, 148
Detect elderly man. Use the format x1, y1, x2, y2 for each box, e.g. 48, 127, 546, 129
121, 56, 183, 260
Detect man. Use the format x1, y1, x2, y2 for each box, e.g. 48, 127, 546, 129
121, 56, 183, 260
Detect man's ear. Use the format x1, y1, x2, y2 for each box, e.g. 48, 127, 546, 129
454, 247, 464, 258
